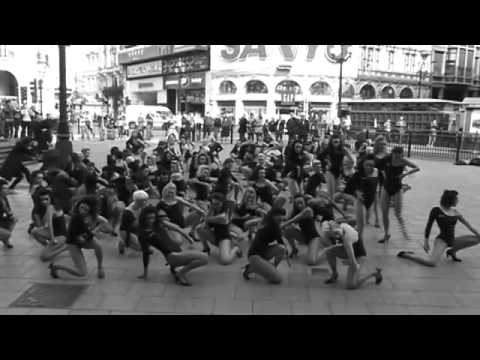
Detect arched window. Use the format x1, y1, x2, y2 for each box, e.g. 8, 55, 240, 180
310, 81, 332, 96
381, 86, 395, 99
399, 87, 414, 99
275, 80, 302, 95
246, 80, 268, 94
360, 84, 376, 99
342, 84, 355, 98
219, 80, 237, 94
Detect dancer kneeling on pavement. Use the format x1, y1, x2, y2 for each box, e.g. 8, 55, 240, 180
397, 190, 480, 266
243, 207, 290, 284
195, 192, 243, 265
323, 221, 382, 289
118, 190, 149, 254
0, 178, 16, 249
48, 196, 115, 279
283, 194, 327, 265
137, 206, 208, 286
30, 188, 69, 262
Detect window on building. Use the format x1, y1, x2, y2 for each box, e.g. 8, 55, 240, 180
433, 51, 444, 76
399, 87, 414, 99
360, 84, 376, 99
466, 50, 474, 80
246, 80, 268, 94
219, 80, 237, 94
367, 47, 374, 69
276, 80, 302, 95
342, 84, 355, 98
381, 86, 395, 99
410, 53, 416, 73
0, 46, 6, 58
310, 81, 332, 96
458, 48, 466, 78
388, 50, 395, 71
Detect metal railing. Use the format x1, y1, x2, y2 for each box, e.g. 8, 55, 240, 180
346, 128, 480, 163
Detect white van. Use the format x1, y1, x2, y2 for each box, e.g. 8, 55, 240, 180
125, 105, 173, 130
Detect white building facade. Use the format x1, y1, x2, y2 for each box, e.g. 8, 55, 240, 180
0, 45, 75, 116
207, 45, 434, 121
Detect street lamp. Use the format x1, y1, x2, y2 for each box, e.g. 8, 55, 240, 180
418, 51, 430, 98
326, 45, 352, 118
55, 45, 72, 169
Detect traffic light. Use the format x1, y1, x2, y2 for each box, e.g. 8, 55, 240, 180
30, 79, 38, 103
20, 87, 28, 104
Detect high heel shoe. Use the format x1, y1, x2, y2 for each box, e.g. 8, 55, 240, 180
446, 249, 462, 262
48, 263, 59, 279
174, 273, 192, 287
289, 247, 299, 259
236, 248, 243, 258
374, 268, 383, 285
378, 235, 391, 244
202, 244, 211, 255
324, 273, 338, 284
242, 265, 251, 281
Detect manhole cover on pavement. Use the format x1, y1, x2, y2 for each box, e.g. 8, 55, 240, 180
9, 283, 88, 309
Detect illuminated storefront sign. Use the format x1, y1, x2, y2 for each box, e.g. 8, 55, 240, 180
126, 60, 163, 79
162, 53, 209, 75
164, 72, 205, 90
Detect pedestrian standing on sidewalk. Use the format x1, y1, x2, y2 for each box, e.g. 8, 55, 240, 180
20, 102, 32, 138
0, 177, 16, 249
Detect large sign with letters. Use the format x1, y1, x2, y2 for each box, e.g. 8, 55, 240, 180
211, 45, 359, 78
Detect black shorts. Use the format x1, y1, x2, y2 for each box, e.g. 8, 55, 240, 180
336, 240, 367, 259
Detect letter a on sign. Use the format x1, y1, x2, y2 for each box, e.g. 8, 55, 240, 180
240, 46, 267, 60
279, 45, 298, 62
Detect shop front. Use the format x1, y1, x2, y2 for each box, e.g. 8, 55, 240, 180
164, 72, 206, 115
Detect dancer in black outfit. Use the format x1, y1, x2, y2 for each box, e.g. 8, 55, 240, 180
378, 146, 419, 243
49, 196, 115, 279
346, 154, 379, 243
137, 206, 208, 286
322, 135, 353, 200
397, 190, 480, 266
243, 207, 288, 284
323, 221, 382, 290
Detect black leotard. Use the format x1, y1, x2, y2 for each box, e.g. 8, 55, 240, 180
292, 207, 319, 244
345, 170, 379, 209
192, 179, 210, 201
156, 201, 185, 228
310, 202, 335, 222
424, 207, 458, 247
138, 227, 182, 269
248, 222, 284, 258
207, 213, 230, 246
52, 214, 67, 237
326, 149, 346, 179
304, 173, 326, 197
254, 183, 274, 206
231, 203, 259, 229
382, 155, 405, 196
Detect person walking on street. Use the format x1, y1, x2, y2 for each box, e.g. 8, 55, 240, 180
238, 114, 247, 142
20, 102, 32, 138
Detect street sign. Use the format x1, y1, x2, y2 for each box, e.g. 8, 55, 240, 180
325, 45, 351, 63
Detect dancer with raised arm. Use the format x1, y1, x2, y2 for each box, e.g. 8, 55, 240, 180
397, 190, 480, 266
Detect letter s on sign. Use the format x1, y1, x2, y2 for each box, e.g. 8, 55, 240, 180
221, 45, 241, 61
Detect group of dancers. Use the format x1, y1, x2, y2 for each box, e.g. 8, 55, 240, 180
1, 125, 479, 290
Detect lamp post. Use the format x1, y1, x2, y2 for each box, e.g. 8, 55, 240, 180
55, 45, 72, 169
417, 51, 430, 98
326, 45, 352, 119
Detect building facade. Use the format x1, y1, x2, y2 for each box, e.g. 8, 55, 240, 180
118, 45, 209, 115
431, 45, 480, 101
208, 45, 434, 121
0, 45, 73, 116
74, 45, 124, 115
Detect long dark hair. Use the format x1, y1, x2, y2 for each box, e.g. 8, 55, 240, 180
326, 135, 344, 154
72, 195, 98, 219
357, 154, 376, 177
138, 205, 158, 230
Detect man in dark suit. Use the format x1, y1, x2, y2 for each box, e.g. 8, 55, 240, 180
298, 113, 310, 142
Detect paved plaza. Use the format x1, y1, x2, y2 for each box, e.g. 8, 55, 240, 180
1, 140, 480, 315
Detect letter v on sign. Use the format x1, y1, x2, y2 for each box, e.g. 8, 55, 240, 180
279, 45, 298, 62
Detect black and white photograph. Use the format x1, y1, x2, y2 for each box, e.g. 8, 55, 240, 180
0, 44, 479, 316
